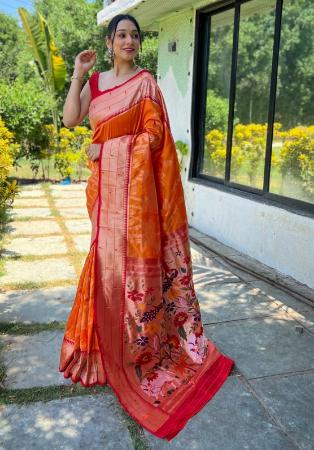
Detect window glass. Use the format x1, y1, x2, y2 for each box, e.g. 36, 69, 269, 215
197, 0, 313, 210
269, 0, 314, 204
230, 0, 276, 189
201, 9, 234, 179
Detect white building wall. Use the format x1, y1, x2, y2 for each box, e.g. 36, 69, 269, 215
157, 7, 314, 289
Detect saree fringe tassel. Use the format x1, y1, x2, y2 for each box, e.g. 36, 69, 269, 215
59, 69, 234, 440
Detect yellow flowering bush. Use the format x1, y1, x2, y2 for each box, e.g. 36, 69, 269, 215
0, 117, 19, 220
45, 125, 92, 179
205, 129, 227, 176
204, 121, 313, 199
278, 125, 314, 197
205, 130, 244, 176
233, 123, 267, 184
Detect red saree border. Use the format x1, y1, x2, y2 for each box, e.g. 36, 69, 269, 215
156, 354, 234, 440
101, 354, 233, 441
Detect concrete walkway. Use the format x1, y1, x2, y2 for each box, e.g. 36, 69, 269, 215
0, 182, 313, 449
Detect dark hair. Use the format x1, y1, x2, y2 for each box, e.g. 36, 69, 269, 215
106, 14, 143, 60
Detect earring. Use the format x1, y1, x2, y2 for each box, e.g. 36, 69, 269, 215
108, 47, 113, 57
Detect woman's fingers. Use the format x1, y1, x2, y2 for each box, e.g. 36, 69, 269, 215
80, 49, 95, 57
79, 49, 96, 61
75, 50, 96, 68
86, 143, 100, 161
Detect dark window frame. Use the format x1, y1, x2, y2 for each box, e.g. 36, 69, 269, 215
189, 0, 314, 218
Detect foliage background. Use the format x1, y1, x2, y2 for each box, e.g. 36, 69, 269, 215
0, 0, 158, 185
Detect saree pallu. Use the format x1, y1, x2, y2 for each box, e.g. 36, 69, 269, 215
59, 69, 234, 440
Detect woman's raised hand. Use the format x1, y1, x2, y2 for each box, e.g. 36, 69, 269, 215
74, 50, 96, 76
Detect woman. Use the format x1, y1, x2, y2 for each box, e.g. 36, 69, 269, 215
59, 13, 234, 441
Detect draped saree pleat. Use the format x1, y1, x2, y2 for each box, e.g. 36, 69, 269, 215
59, 69, 234, 440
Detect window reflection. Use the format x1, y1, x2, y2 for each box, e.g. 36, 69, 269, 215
201, 9, 234, 179
270, 0, 314, 204
198, 0, 314, 208
230, 0, 276, 189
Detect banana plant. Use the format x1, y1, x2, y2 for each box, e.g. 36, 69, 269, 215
18, 7, 66, 130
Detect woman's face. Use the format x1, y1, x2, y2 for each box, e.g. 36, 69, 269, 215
108, 19, 140, 62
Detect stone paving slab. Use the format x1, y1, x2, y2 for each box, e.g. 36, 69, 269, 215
50, 183, 87, 191
0, 394, 133, 450
0, 258, 76, 285
6, 220, 61, 236
17, 189, 46, 198
266, 274, 312, 304
190, 242, 259, 284
251, 372, 314, 450
289, 309, 314, 333
50, 190, 86, 198
191, 246, 240, 286
192, 233, 240, 258
19, 185, 43, 191
0, 286, 76, 323
143, 376, 295, 450
58, 208, 88, 218
54, 198, 86, 208
196, 282, 284, 324
3, 236, 67, 257
221, 263, 262, 283
247, 279, 313, 313
190, 242, 222, 263
9, 208, 53, 219
1, 330, 72, 388
192, 262, 240, 285
72, 234, 91, 254
205, 312, 314, 379
190, 241, 258, 283
13, 197, 50, 208
64, 219, 91, 234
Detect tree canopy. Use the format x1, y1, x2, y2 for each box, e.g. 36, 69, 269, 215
0, 12, 24, 82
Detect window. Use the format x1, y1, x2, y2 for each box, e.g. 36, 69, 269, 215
191, 0, 314, 214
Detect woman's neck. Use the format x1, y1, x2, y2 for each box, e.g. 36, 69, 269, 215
111, 61, 138, 77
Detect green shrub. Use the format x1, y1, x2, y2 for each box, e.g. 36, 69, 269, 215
0, 79, 55, 161
137, 33, 158, 78
205, 90, 229, 133
0, 117, 19, 224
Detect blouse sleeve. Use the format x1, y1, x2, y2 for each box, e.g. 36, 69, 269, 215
88, 72, 99, 100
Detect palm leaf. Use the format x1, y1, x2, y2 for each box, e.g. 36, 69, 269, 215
51, 53, 66, 92
18, 8, 48, 83
38, 12, 66, 93
18, 8, 66, 94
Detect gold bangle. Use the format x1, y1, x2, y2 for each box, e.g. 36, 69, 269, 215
71, 75, 84, 81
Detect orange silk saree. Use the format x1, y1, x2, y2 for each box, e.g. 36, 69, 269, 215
59, 68, 234, 440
